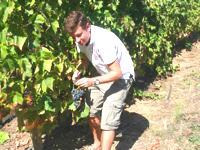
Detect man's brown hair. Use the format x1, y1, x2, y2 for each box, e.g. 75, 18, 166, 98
64, 11, 90, 34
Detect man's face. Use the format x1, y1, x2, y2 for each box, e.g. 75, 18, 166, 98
71, 23, 91, 46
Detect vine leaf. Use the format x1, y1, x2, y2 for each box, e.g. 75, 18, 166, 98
0, 131, 10, 144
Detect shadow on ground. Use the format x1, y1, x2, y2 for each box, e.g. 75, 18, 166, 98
43, 117, 92, 150
115, 111, 149, 150
43, 110, 149, 150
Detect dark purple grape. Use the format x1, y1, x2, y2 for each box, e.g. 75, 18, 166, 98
71, 89, 76, 95
71, 88, 85, 108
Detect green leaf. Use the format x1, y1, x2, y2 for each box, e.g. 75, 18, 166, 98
0, 27, 8, 44
13, 92, 23, 105
16, 58, 23, 71
75, 106, 90, 122
45, 77, 54, 91
43, 60, 53, 72
0, 2, 7, 10
26, 9, 34, 16
22, 58, 32, 80
44, 96, 55, 112
0, 132, 10, 144
33, 38, 40, 48
68, 102, 76, 111
51, 20, 59, 33
35, 14, 46, 24
11, 36, 27, 50
80, 106, 90, 118
0, 46, 8, 60
30, 0, 35, 7
42, 79, 47, 93
56, 62, 63, 73
28, 55, 36, 63
3, 7, 9, 23
8, 81, 15, 87
38, 47, 53, 59
58, 0, 62, 6
41, 77, 54, 92
35, 83, 40, 92
34, 65, 39, 74
17, 36, 27, 50
6, 58, 15, 71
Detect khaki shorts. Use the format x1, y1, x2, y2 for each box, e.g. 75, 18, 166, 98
86, 78, 133, 130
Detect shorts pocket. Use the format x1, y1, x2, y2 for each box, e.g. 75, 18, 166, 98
105, 103, 125, 128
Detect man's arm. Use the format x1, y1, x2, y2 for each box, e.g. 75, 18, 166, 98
95, 59, 122, 83
72, 55, 89, 84
75, 59, 122, 87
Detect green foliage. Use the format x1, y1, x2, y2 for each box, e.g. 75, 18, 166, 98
0, 0, 82, 137
134, 89, 165, 100
79, 0, 200, 77
189, 136, 200, 145
0, 0, 200, 147
0, 131, 10, 144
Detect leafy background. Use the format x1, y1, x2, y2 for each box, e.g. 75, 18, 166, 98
0, 0, 200, 149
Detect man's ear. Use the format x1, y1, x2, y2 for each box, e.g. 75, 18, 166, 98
86, 23, 91, 31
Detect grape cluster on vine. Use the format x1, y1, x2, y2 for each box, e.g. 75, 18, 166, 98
71, 88, 85, 107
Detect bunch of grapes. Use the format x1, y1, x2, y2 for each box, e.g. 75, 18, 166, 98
71, 88, 85, 107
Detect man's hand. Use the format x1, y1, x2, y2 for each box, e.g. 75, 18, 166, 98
72, 70, 81, 84
75, 77, 94, 87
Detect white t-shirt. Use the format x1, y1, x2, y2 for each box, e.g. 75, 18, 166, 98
76, 25, 135, 80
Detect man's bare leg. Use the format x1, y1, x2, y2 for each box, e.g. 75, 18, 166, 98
101, 130, 115, 150
88, 116, 101, 149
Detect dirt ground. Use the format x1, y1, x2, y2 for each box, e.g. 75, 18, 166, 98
0, 34, 200, 150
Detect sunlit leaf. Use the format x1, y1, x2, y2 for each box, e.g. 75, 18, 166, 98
39, 47, 53, 59
34, 65, 39, 74
0, 27, 8, 44
3, 7, 9, 23
51, 20, 59, 33
17, 36, 27, 50
13, 92, 23, 105
45, 77, 54, 91
80, 106, 90, 118
35, 14, 46, 24
0, 46, 8, 60
68, 102, 76, 111
42, 80, 47, 93
30, 0, 35, 6
43, 60, 53, 72
56, 62, 63, 73
0, 132, 9, 144
58, 0, 62, 6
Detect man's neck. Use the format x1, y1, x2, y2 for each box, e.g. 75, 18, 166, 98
85, 27, 91, 46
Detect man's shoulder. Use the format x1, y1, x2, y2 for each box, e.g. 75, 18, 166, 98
91, 25, 116, 41
91, 25, 107, 33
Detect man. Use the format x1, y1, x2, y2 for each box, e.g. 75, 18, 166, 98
64, 11, 135, 150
